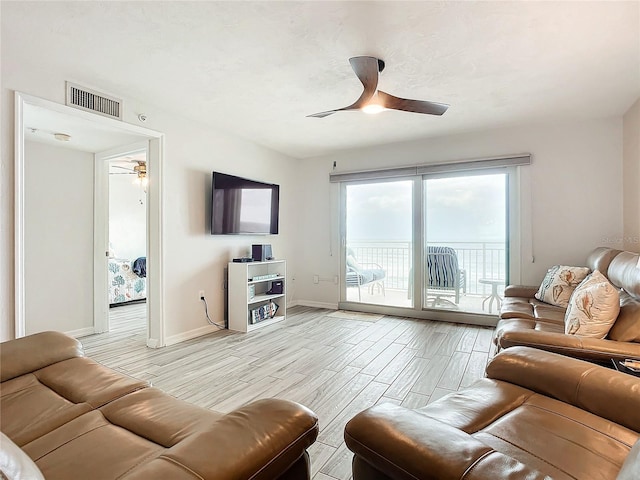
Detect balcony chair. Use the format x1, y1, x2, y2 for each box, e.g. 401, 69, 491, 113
425, 245, 467, 307
345, 248, 386, 301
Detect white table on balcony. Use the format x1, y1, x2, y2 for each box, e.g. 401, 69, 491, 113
479, 278, 504, 314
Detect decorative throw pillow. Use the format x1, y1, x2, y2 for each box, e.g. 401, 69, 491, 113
564, 270, 620, 338
0, 432, 45, 480
535, 265, 590, 308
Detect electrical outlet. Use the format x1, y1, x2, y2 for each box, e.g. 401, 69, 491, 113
333, 275, 339, 285
198, 290, 205, 300
313, 275, 319, 284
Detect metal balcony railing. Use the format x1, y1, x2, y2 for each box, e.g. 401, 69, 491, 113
348, 241, 506, 295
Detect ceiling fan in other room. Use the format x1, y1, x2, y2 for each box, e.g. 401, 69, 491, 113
308, 56, 449, 118
110, 160, 148, 190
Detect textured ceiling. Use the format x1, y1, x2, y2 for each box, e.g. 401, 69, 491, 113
4, 1, 640, 158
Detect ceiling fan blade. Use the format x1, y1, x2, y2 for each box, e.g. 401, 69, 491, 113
377, 90, 449, 116
307, 110, 337, 118
308, 57, 381, 118
112, 165, 134, 172
347, 56, 379, 109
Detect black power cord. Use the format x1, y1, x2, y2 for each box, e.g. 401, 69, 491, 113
200, 296, 225, 329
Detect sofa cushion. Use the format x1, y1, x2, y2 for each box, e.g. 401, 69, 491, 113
0, 357, 148, 446
0, 432, 45, 480
535, 265, 590, 308
607, 251, 640, 299
565, 270, 620, 338
608, 292, 640, 342
500, 297, 535, 320
585, 247, 622, 277
22, 410, 165, 480
0, 331, 84, 383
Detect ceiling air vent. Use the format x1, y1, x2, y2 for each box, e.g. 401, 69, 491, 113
65, 82, 123, 120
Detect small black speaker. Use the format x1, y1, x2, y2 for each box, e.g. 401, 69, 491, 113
252, 244, 273, 262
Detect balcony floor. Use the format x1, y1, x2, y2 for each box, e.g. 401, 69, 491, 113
346, 286, 501, 316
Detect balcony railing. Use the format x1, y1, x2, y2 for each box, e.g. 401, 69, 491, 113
348, 241, 506, 296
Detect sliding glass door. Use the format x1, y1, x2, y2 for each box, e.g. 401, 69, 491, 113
341, 169, 511, 319
423, 173, 508, 314
344, 180, 414, 308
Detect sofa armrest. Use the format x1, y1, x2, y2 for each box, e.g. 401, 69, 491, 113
345, 403, 551, 480
155, 399, 318, 480
496, 328, 640, 362
503, 285, 538, 298
0, 331, 84, 382
486, 346, 640, 433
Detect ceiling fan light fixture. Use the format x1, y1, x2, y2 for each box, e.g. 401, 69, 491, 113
361, 103, 386, 114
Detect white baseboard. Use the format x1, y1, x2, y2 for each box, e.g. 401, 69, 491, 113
65, 327, 95, 338
146, 337, 161, 349
164, 324, 224, 346
291, 300, 339, 310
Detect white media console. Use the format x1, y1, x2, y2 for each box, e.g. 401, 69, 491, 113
228, 259, 286, 332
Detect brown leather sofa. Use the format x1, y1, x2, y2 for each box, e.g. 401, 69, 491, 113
0, 331, 319, 480
344, 346, 640, 480
495, 247, 640, 362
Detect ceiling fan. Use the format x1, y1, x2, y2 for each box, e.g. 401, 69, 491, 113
308, 56, 449, 118
111, 160, 147, 180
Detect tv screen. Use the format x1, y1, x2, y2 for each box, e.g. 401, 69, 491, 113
211, 172, 279, 235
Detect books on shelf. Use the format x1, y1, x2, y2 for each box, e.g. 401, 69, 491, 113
251, 273, 279, 282
249, 301, 279, 324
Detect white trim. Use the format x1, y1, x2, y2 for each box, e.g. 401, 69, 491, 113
291, 300, 339, 310
14, 94, 26, 338
95, 141, 149, 161
164, 324, 224, 346
65, 326, 95, 338
15, 92, 165, 347
93, 151, 110, 334
147, 137, 165, 347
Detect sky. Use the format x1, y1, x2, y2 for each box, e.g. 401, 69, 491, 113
346, 173, 507, 244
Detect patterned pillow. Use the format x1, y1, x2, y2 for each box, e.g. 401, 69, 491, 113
535, 265, 590, 308
564, 270, 620, 338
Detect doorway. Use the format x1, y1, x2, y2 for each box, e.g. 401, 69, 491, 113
15, 92, 165, 346
104, 147, 149, 334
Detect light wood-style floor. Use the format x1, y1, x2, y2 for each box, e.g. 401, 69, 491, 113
83, 304, 496, 480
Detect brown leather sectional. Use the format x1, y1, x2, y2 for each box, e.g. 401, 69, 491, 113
495, 247, 640, 362
345, 346, 640, 480
0, 331, 319, 479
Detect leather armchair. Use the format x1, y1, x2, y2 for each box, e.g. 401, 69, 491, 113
345, 347, 640, 480
1, 331, 319, 479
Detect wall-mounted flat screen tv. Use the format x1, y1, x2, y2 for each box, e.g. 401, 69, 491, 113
211, 172, 279, 235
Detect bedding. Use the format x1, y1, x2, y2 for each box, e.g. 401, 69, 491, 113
108, 258, 146, 305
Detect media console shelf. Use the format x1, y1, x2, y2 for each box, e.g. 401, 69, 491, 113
228, 260, 286, 332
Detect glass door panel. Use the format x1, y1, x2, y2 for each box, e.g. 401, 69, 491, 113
423, 173, 507, 313
345, 180, 413, 307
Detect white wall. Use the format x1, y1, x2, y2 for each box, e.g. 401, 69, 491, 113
623, 97, 640, 253
1, 67, 300, 343
24, 141, 94, 335
295, 119, 624, 307
109, 174, 146, 260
